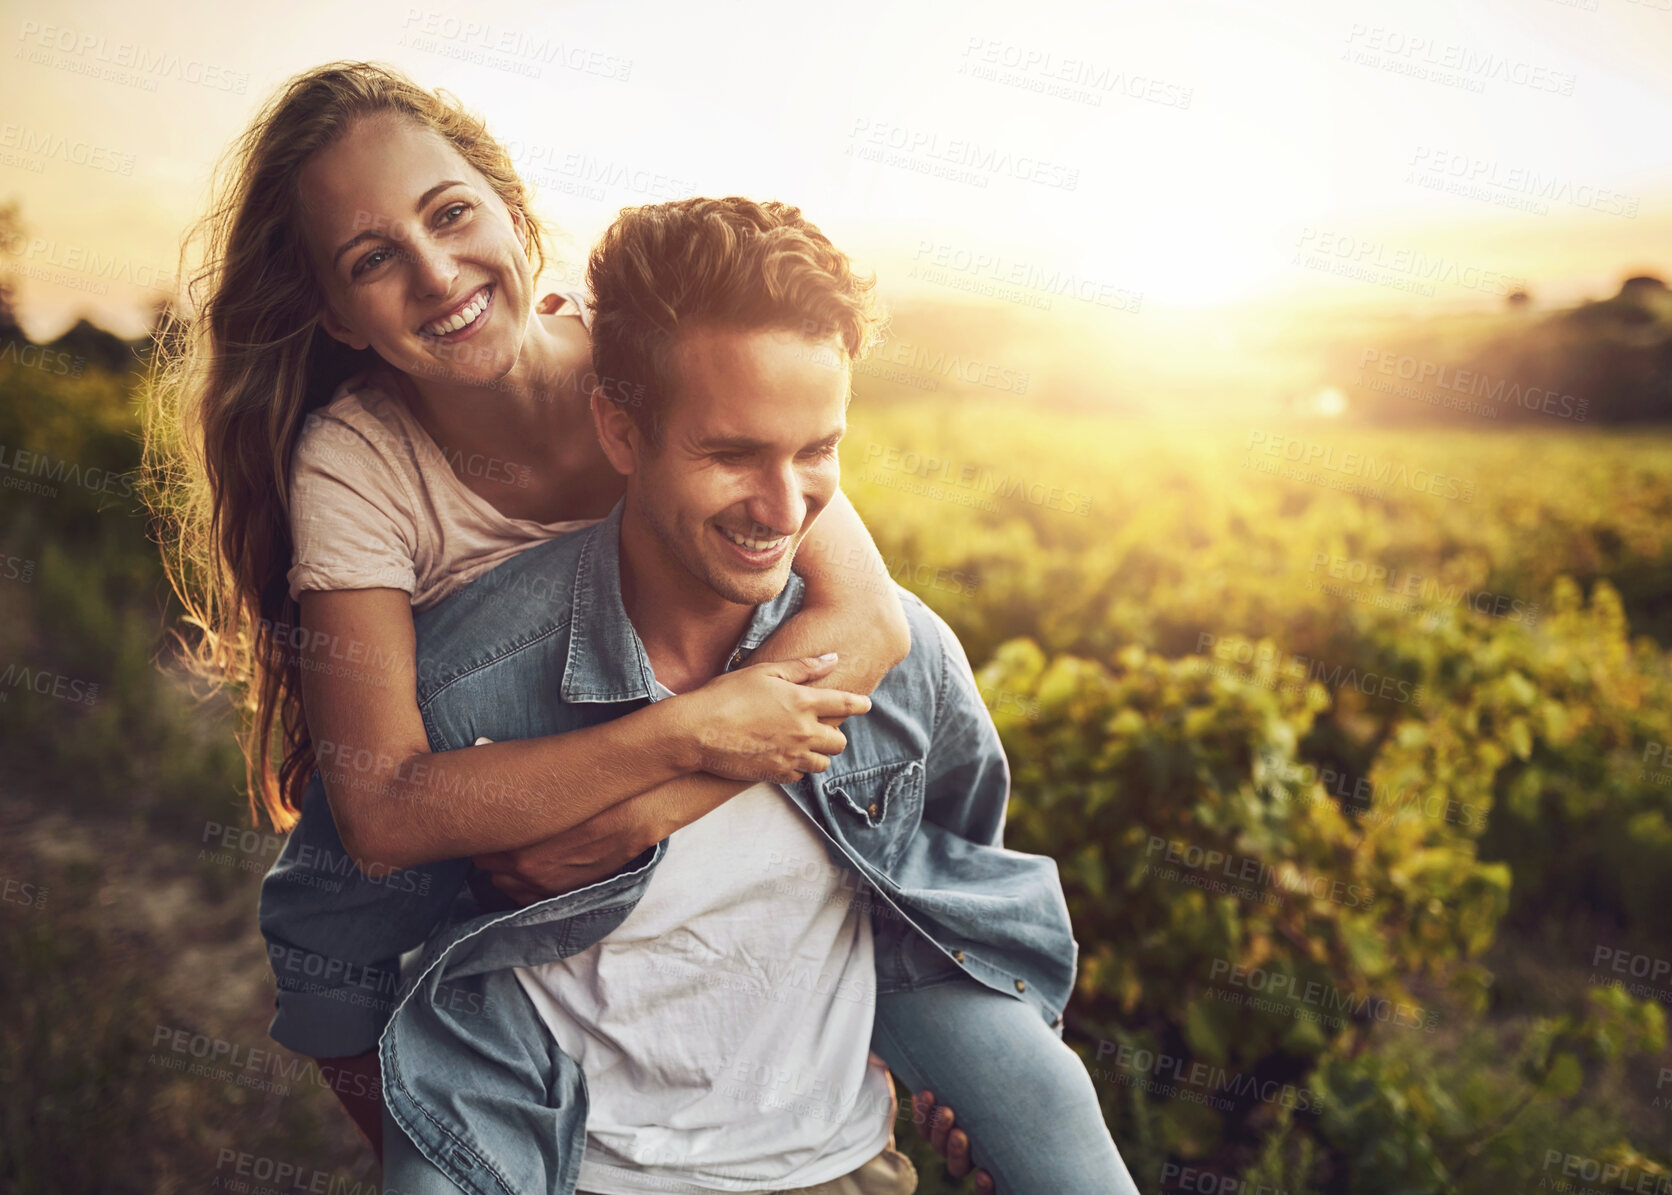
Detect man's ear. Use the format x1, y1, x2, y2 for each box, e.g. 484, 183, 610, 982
590, 388, 640, 476
318, 303, 371, 351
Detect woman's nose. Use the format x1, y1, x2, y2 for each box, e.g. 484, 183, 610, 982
410, 238, 459, 299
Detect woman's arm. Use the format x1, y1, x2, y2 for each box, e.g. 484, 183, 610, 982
299, 588, 865, 872
774, 485, 912, 697
464, 490, 910, 903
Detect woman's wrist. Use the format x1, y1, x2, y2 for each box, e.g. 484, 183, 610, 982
641, 690, 704, 775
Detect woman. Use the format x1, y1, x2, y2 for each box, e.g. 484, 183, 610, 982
149, 60, 1105, 1193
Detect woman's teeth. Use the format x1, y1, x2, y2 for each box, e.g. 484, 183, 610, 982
719, 526, 787, 552
422, 288, 490, 337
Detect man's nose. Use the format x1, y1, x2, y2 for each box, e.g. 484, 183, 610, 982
746, 461, 809, 536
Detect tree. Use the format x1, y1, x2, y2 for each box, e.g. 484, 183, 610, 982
0, 197, 22, 340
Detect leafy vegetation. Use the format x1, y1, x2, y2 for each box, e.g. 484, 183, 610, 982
4, 325, 1671, 1191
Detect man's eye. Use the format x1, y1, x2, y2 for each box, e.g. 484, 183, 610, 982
713, 452, 750, 466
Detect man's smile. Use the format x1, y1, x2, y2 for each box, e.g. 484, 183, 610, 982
714, 522, 791, 565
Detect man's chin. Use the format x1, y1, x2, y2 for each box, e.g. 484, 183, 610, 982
706, 565, 793, 607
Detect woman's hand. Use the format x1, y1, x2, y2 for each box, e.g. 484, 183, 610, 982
671, 653, 871, 784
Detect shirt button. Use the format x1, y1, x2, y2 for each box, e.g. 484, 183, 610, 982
1015, 979, 1028, 993
867, 802, 880, 819
953, 950, 965, 963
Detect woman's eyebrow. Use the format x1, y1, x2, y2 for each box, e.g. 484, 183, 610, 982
331, 179, 467, 267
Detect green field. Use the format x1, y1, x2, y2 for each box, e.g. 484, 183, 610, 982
2, 348, 1670, 1192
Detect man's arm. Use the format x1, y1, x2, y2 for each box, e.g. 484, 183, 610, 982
919, 608, 1010, 846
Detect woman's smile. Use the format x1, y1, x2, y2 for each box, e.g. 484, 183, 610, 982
418, 282, 494, 341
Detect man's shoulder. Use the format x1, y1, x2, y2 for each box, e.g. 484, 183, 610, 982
829, 585, 993, 772
871, 584, 971, 709
411, 529, 591, 695
897, 584, 963, 663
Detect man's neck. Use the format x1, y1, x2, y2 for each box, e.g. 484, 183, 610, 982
616, 511, 754, 695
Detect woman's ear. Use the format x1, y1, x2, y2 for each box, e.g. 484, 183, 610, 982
319, 304, 371, 351
510, 205, 528, 249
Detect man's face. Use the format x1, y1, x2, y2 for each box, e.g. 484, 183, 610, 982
626, 326, 848, 607
297, 114, 535, 387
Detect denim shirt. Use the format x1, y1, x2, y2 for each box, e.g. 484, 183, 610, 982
258, 500, 1078, 1195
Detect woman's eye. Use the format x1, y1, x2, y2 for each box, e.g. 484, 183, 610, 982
439, 202, 470, 224
352, 247, 393, 277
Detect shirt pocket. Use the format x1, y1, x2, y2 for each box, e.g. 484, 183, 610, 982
821, 759, 925, 876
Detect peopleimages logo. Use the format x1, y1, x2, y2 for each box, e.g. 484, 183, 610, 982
1144, 834, 1377, 909
1196, 632, 1427, 706
1208, 959, 1440, 1033
1245, 431, 1475, 502
0, 444, 137, 501
1093, 1040, 1326, 1113
0, 664, 98, 705
1541, 1150, 1672, 1194
1358, 347, 1589, 421
1306, 552, 1538, 625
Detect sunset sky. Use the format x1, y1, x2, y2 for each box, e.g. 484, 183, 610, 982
3, 0, 1671, 340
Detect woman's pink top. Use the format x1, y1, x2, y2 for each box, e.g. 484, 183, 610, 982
286, 291, 600, 611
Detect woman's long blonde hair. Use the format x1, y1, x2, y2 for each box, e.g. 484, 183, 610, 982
145, 61, 547, 830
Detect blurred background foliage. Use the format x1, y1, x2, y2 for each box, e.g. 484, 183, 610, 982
2, 269, 1671, 1191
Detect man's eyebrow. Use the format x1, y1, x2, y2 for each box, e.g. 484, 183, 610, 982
695, 428, 845, 453
694, 435, 767, 452
331, 179, 467, 268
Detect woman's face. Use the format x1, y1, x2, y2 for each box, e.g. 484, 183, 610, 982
298, 113, 533, 388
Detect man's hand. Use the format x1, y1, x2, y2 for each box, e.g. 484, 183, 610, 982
912, 1089, 995, 1193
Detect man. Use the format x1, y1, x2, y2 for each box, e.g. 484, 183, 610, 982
260, 197, 1138, 1194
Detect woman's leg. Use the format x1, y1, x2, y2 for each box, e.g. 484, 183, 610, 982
872, 975, 1140, 1195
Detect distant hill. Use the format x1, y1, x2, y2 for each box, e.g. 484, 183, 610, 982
44, 319, 148, 376
1345, 277, 1672, 426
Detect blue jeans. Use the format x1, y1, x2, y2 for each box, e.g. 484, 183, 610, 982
872, 969, 1140, 1195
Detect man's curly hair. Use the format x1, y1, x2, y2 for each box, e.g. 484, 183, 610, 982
586, 196, 883, 442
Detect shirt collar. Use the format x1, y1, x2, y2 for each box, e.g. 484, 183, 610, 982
561, 498, 807, 703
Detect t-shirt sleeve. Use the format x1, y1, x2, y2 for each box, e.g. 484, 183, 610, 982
540, 288, 593, 329
286, 410, 423, 601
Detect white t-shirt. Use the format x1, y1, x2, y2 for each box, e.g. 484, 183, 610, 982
512, 687, 893, 1193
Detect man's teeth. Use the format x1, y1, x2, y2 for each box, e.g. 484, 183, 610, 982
719, 526, 787, 552
423, 289, 489, 336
